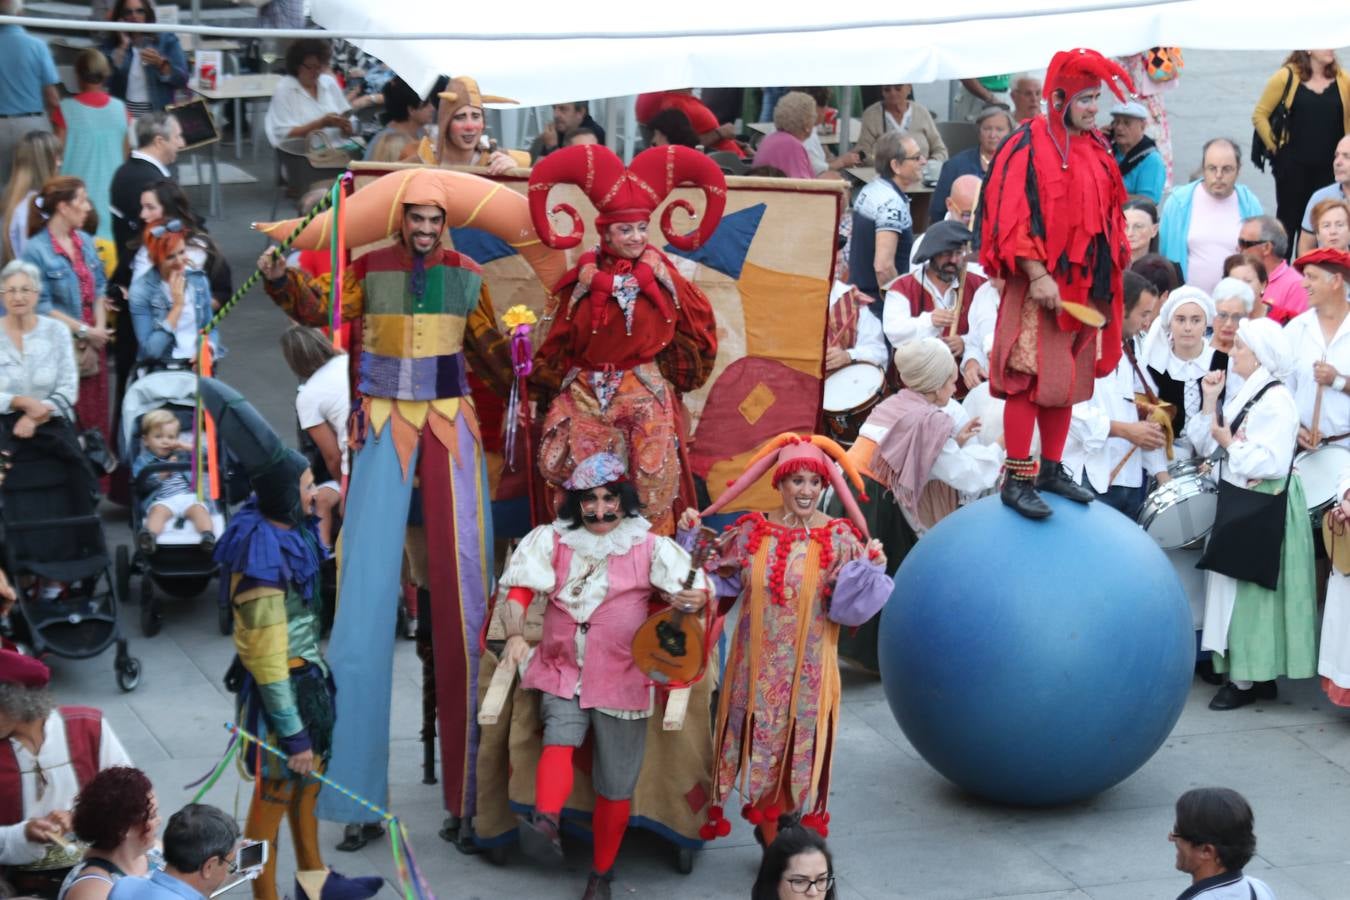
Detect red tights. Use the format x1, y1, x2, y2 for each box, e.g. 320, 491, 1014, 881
534, 745, 630, 876
1003, 393, 1072, 462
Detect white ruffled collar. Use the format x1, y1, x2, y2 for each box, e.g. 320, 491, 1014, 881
553, 515, 652, 559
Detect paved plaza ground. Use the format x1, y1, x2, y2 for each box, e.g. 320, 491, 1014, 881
23, 48, 1350, 900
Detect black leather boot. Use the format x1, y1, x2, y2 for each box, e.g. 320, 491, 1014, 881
1001, 459, 1052, 519
581, 871, 612, 900
1036, 457, 1096, 503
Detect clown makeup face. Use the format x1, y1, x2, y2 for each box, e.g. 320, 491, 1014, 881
448, 106, 486, 152
1065, 89, 1100, 134
402, 205, 446, 256
604, 221, 649, 259
778, 471, 824, 518
578, 485, 623, 535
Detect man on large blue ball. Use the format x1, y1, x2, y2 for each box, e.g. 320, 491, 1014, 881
977, 48, 1134, 519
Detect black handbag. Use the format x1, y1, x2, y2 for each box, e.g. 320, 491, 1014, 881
1252, 66, 1294, 173
1197, 382, 1290, 591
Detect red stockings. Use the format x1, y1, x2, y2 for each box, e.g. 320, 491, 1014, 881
1003, 393, 1073, 462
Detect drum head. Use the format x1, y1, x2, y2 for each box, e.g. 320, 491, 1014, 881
1140, 476, 1219, 550
1295, 445, 1350, 508
823, 363, 885, 414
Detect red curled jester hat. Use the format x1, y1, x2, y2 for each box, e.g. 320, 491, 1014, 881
526, 143, 727, 252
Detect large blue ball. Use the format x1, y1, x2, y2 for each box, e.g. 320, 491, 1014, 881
878, 493, 1193, 806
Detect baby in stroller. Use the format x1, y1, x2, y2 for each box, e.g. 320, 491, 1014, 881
132, 408, 216, 553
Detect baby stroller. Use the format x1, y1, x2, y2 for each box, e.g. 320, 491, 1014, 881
0, 415, 141, 691
118, 370, 232, 638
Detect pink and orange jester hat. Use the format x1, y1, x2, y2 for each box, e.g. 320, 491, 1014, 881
700, 433, 871, 537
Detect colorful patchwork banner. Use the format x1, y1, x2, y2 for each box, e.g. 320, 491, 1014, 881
349, 163, 843, 513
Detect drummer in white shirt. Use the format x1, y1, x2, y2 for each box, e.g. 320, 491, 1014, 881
882, 220, 984, 377
1285, 248, 1350, 452
824, 280, 888, 372
1135, 286, 1225, 646
1186, 317, 1317, 710
1062, 271, 1166, 519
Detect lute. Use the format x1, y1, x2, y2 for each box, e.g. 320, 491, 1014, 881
630, 526, 718, 686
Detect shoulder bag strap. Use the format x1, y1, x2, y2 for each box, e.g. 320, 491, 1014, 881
1223, 381, 1296, 491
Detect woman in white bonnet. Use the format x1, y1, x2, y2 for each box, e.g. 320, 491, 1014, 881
1187, 317, 1317, 710
1142, 285, 1226, 461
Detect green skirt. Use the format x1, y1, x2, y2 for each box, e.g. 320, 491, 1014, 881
1211, 474, 1318, 681
831, 474, 915, 673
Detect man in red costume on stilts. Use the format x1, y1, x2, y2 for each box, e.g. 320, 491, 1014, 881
977, 48, 1134, 518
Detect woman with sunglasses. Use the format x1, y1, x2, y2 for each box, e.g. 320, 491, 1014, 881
127, 219, 224, 368
101, 0, 188, 118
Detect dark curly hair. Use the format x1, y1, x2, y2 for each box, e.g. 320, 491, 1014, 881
72, 766, 156, 851
556, 481, 642, 530
284, 38, 332, 78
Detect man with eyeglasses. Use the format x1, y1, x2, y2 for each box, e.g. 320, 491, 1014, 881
1168, 788, 1273, 899
1159, 138, 1263, 293
849, 131, 921, 315
109, 804, 241, 900
0, 0, 61, 184
1238, 215, 1306, 324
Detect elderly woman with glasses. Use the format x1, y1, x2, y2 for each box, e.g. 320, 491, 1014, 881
0, 259, 78, 444
128, 219, 223, 367
1212, 277, 1259, 393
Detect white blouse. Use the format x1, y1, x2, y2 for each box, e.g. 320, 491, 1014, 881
0, 316, 78, 418
859, 397, 1004, 494
264, 73, 349, 148
1184, 372, 1299, 486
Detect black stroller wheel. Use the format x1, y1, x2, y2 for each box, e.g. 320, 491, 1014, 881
675, 846, 696, 874
116, 657, 141, 691
140, 581, 161, 637
116, 545, 132, 605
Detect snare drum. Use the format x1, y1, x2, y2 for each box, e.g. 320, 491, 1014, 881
1138, 458, 1219, 550
1294, 444, 1350, 554
821, 362, 885, 446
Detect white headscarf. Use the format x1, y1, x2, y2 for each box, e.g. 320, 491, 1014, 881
1141, 285, 1218, 377
1212, 277, 1256, 313
894, 337, 956, 395
1222, 317, 1295, 421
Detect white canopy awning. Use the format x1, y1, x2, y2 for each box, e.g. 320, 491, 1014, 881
311, 0, 1349, 105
